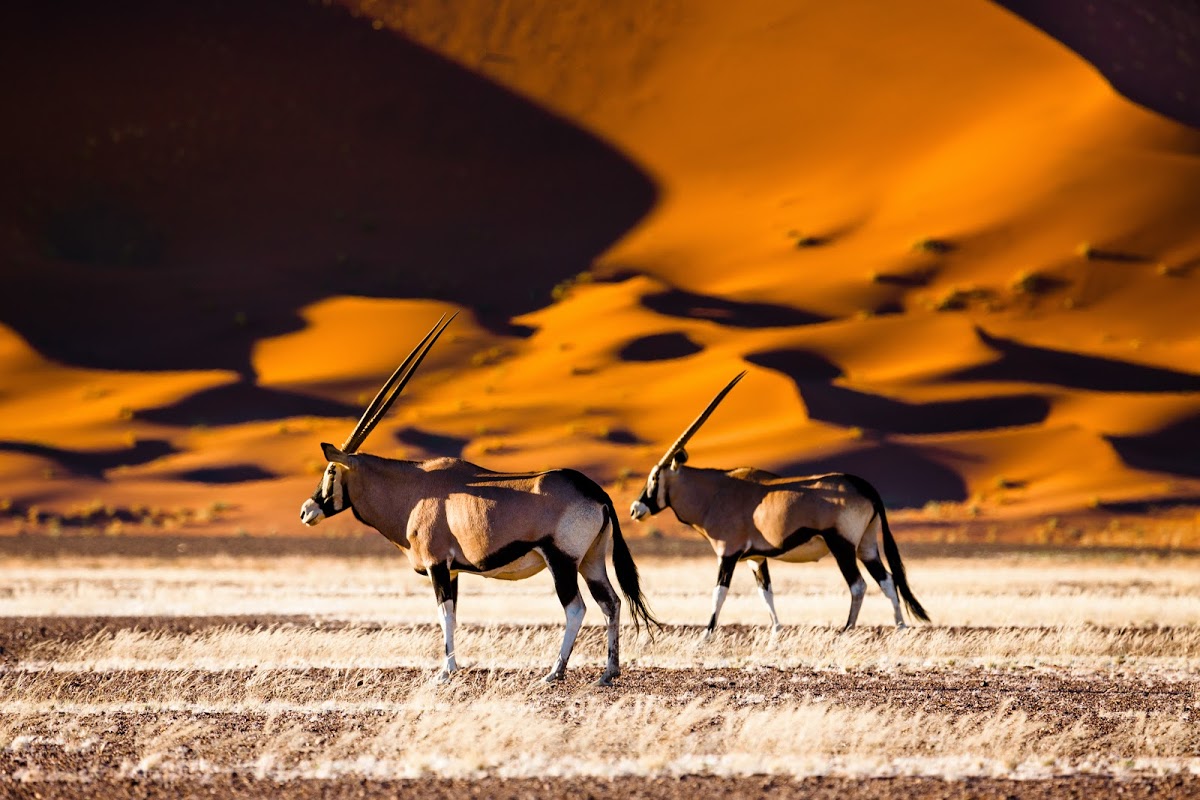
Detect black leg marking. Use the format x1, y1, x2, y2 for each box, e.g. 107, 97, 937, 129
752, 560, 772, 592
824, 535, 862, 587
542, 545, 581, 607
716, 554, 740, 588
706, 554, 740, 634
430, 563, 454, 606
824, 533, 867, 630
863, 557, 889, 584
585, 578, 619, 615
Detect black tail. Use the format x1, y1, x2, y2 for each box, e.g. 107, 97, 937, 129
605, 503, 662, 636
843, 474, 929, 623
878, 504, 929, 622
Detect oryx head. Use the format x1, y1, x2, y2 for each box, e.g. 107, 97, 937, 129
300, 314, 455, 526
630, 371, 745, 521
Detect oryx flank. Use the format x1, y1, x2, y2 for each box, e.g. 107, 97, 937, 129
630, 372, 928, 636
300, 316, 658, 685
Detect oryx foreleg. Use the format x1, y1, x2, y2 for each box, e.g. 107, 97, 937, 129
541, 546, 586, 683
825, 535, 866, 631
703, 554, 740, 641
748, 558, 781, 632
430, 563, 459, 681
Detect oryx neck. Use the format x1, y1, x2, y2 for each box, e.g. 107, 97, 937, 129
666, 466, 717, 529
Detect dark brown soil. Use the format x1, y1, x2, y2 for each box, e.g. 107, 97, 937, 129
1, 616, 1198, 798
2, 774, 1199, 800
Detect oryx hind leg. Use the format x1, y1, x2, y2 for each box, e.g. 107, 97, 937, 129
539, 545, 586, 683
430, 564, 459, 682
580, 522, 621, 686
748, 558, 781, 633
858, 519, 906, 628
824, 534, 866, 631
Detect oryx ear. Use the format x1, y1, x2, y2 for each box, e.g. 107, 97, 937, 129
669, 448, 688, 469
321, 442, 353, 467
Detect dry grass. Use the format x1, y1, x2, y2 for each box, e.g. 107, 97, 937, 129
1, 552, 1198, 783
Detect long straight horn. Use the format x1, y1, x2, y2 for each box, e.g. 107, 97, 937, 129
656, 371, 746, 468
341, 313, 457, 453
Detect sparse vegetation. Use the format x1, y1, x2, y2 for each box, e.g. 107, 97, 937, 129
550, 270, 595, 302
913, 237, 954, 255
1011, 269, 1064, 296
933, 285, 994, 311
0, 553, 1196, 790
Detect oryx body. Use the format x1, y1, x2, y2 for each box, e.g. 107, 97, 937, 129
631, 373, 928, 635
301, 317, 656, 685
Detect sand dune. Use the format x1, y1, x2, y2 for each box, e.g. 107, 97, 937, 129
1, 0, 1197, 540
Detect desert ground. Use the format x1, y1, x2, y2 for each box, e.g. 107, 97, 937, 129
1, 539, 1198, 798
2, 1, 1199, 797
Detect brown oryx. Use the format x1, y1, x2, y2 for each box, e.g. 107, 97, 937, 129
299, 315, 657, 685
629, 372, 928, 636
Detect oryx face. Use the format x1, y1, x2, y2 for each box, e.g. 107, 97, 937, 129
300, 462, 350, 526
630, 464, 670, 521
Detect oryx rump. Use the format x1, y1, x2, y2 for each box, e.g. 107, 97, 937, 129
630, 372, 928, 635
301, 316, 657, 684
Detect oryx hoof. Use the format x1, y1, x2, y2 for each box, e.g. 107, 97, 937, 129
436, 670, 453, 684
895, 622, 910, 631
697, 629, 714, 646
542, 670, 564, 684
594, 670, 619, 687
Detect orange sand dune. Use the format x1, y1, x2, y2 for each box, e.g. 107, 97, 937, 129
2, 0, 1198, 540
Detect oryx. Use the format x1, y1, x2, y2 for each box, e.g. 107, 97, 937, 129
630, 372, 928, 635
300, 315, 658, 685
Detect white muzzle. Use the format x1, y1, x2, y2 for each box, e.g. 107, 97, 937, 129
630, 501, 650, 521
300, 499, 325, 526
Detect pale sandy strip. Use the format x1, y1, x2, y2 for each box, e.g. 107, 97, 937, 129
3, 557, 1200, 626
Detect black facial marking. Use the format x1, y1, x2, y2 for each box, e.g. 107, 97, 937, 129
637, 469, 664, 515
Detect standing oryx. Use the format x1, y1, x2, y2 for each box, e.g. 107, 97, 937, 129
629, 372, 928, 636
300, 315, 658, 685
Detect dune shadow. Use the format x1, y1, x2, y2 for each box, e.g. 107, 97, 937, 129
749, 345, 1050, 435
1107, 413, 1200, 479
642, 289, 829, 329
776, 443, 968, 507
0, 439, 177, 478
991, 1, 1200, 129
135, 382, 359, 427
796, 382, 1051, 435
946, 328, 1200, 392
618, 332, 703, 362
746, 348, 843, 382
174, 465, 278, 484
0, 0, 656, 375
394, 427, 469, 459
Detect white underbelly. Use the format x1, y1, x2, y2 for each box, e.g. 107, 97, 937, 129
774, 539, 831, 563
478, 551, 547, 581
